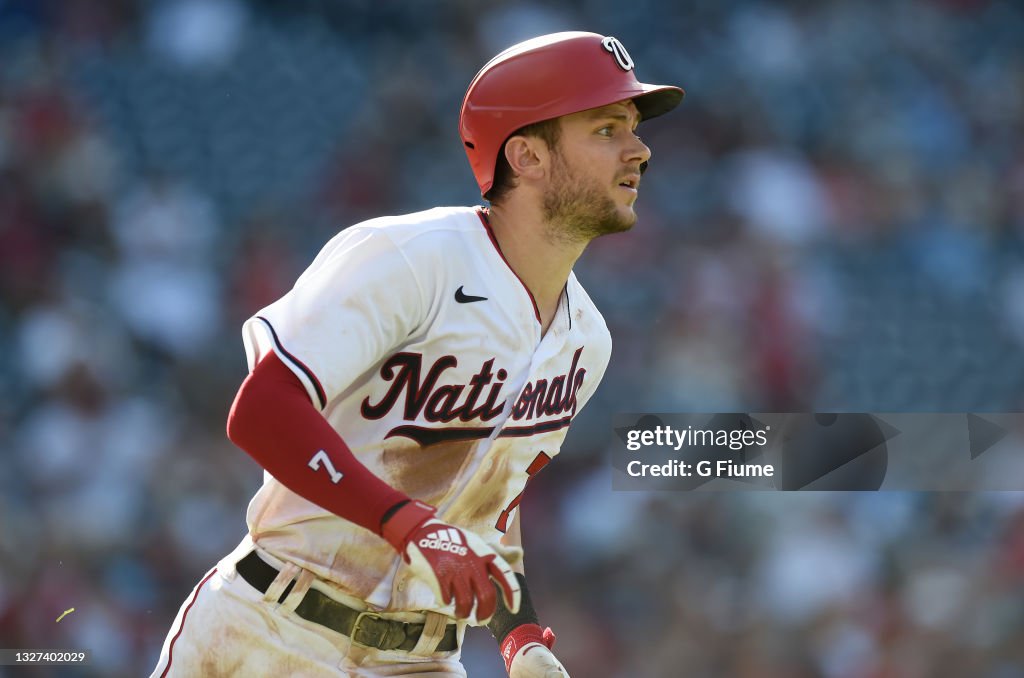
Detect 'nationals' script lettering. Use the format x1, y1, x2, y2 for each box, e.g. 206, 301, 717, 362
361, 348, 586, 425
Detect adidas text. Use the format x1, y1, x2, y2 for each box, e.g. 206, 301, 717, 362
418, 538, 468, 556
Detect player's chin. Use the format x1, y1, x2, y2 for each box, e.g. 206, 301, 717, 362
599, 207, 637, 236
616, 203, 639, 228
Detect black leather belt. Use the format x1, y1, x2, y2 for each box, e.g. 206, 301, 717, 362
235, 550, 458, 652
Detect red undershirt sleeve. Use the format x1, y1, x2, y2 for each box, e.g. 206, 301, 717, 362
226, 350, 410, 536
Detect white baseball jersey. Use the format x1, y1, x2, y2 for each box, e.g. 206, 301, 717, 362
240, 205, 612, 615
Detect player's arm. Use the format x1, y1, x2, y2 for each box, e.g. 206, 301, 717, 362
227, 350, 519, 622
487, 509, 569, 677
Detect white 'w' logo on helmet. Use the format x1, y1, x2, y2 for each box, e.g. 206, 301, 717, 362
601, 36, 634, 72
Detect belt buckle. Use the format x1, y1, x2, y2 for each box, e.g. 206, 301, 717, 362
351, 611, 404, 650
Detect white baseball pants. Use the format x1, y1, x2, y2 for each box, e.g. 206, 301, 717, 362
150, 542, 467, 677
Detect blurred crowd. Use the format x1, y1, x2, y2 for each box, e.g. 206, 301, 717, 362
1, 0, 1023, 676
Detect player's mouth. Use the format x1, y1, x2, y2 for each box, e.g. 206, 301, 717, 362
617, 175, 641, 194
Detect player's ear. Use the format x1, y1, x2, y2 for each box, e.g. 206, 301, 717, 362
503, 135, 546, 183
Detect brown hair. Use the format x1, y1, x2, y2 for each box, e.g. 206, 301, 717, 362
484, 118, 562, 204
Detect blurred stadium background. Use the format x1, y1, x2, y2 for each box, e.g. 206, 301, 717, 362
2, 0, 1024, 676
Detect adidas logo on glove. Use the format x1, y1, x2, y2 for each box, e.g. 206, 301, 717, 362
418, 528, 469, 556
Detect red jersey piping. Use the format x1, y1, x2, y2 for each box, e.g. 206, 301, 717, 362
475, 207, 542, 325
160, 568, 218, 677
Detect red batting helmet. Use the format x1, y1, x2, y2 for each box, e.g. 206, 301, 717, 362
459, 31, 685, 197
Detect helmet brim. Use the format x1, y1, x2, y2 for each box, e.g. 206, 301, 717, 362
633, 84, 686, 122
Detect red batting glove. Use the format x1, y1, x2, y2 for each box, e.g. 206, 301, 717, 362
381, 501, 521, 623
502, 624, 566, 677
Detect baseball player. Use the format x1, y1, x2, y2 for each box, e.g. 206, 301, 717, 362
151, 31, 682, 677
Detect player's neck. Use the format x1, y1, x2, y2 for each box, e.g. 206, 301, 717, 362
485, 203, 586, 332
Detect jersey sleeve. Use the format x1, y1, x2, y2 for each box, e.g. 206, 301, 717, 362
576, 328, 612, 414
567, 279, 614, 416
242, 226, 427, 409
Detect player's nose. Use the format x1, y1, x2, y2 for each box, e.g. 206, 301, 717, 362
625, 135, 651, 166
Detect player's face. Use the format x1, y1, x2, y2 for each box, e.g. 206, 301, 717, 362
542, 100, 651, 241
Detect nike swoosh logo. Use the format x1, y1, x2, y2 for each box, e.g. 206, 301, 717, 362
455, 286, 487, 303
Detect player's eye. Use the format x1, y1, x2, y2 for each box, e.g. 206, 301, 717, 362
596, 126, 614, 137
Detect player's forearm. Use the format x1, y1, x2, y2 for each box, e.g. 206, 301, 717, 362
488, 572, 540, 642
227, 350, 408, 535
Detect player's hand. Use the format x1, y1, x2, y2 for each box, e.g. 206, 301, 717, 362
381, 500, 521, 623
503, 624, 568, 677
